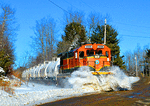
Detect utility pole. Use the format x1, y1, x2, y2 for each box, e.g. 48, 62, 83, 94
104, 19, 106, 45
135, 55, 138, 77
143, 52, 145, 77
148, 57, 150, 77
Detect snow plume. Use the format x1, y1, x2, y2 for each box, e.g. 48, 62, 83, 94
103, 66, 133, 91
64, 66, 140, 92
108, 66, 139, 90
65, 66, 100, 91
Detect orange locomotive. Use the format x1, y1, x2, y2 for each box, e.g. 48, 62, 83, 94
58, 43, 112, 75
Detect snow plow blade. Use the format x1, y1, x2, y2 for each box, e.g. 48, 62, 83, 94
92, 71, 113, 75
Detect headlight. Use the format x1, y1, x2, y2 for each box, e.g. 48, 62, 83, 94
95, 55, 99, 58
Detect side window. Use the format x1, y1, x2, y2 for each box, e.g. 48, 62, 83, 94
75, 52, 77, 58
87, 50, 90, 56
79, 51, 84, 58
106, 51, 109, 57
69, 52, 74, 58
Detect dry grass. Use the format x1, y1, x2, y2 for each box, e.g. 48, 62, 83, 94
0, 71, 23, 95
0, 79, 10, 86
146, 76, 150, 84
0, 79, 15, 94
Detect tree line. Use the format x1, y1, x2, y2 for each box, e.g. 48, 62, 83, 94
27, 11, 126, 70
0, 4, 149, 76
123, 46, 150, 76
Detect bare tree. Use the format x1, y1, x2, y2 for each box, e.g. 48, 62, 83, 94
64, 10, 84, 25
0, 5, 16, 61
45, 19, 56, 60
31, 17, 56, 64
86, 13, 103, 39
123, 45, 147, 76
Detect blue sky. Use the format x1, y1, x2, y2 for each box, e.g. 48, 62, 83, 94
0, 0, 150, 68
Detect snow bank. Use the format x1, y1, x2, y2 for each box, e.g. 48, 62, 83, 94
0, 82, 94, 106
0, 67, 4, 73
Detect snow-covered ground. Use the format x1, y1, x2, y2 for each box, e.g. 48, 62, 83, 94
0, 67, 5, 73
0, 66, 140, 106
0, 81, 95, 106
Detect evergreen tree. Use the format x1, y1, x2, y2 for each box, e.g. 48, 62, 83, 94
146, 49, 150, 57
57, 22, 87, 54
0, 50, 13, 75
91, 25, 126, 69
144, 49, 150, 75
64, 22, 87, 44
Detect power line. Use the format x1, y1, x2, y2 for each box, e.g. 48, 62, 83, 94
119, 28, 150, 35
48, 0, 72, 16
79, 1, 150, 29
62, 0, 79, 10
119, 34, 150, 38
80, 0, 96, 12
48, 0, 150, 35
110, 21, 150, 29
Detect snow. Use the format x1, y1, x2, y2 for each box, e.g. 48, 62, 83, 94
0, 82, 94, 106
2, 78, 10, 82
129, 76, 140, 84
0, 66, 140, 106
0, 67, 4, 73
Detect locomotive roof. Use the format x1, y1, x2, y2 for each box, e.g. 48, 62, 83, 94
76, 43, 110, 51
69, 47, 80, 53
57, 48, 79, 57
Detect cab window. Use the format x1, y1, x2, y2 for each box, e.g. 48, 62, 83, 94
87, 50, 90, 56
87, 50, 94, 56
96, 50, 102, 55
79, 51, 84, 58
106, 51, 109, 57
